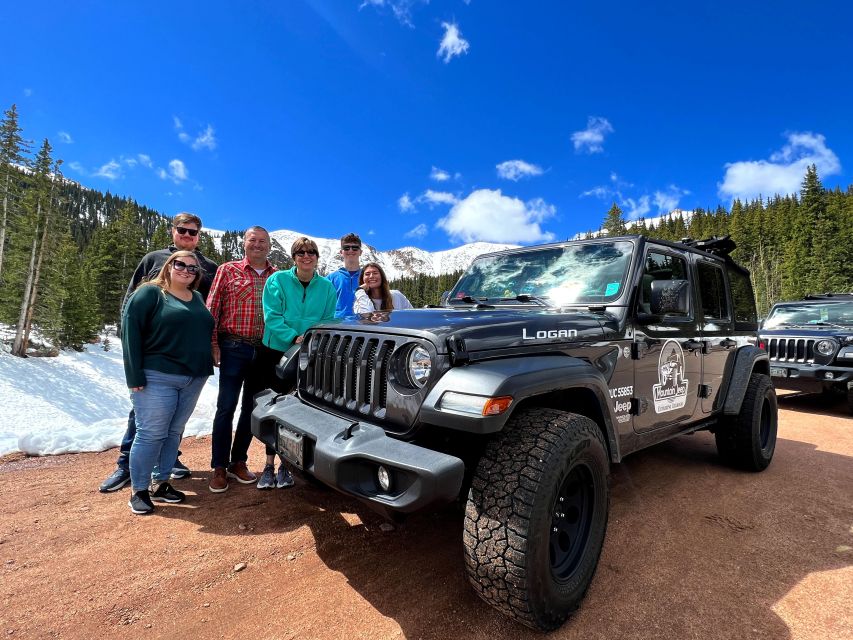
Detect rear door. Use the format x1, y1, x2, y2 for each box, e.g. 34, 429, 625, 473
695, 258, 735, 413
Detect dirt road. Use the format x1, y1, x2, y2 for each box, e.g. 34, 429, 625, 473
1, 393, 851, 640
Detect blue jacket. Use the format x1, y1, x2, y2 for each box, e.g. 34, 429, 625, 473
327, 266, 361, 318
262, 267, 337, 351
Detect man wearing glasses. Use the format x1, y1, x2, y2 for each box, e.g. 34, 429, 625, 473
327, 232, 363, 318
98, 212, 219, 493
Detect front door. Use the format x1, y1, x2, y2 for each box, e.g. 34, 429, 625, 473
633, 248, 702, 432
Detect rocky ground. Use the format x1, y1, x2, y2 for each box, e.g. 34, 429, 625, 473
1, 391, 851, 640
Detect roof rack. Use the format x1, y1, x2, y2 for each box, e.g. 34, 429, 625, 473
680, 235, 737, 257
803, 293, 853, 301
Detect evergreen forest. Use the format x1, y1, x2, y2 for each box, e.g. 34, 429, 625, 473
0, 103, 851, 355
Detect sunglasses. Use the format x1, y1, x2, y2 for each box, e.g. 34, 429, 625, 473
175, 226, 199, 237
172, 259, 200, 275
342, 245, 361, 251
293, 250, 319, 257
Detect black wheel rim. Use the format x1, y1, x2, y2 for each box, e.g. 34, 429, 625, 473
550, 464, 594, 582
759, 397, 773, 449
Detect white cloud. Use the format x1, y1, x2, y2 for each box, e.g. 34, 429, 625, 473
168, 159, 188, 182
571, 116, 614, 154
158, 159, 188, 183
68, 161, 84, 173
94, 160, 121, 180
137, 154, 153, 168
718, 132, 841, 201
438, 22, 469, 63
57, 131, 73, 144
653, 185, 690, 213
398, 192, 414, 212
437, 189, 555, 243
430, 166, 451, 182
178, 132, 191, 143
359, 0, 424, 27
23, 88, 32, 97
124, 157, 137, 167
173, 116, 183, 130
404, 223, 428, 239
623, 195, 651, 220
581, 186, 610, 199
496, 159, 544, 181
420, 189, 459, 207
192, 125, 217, 151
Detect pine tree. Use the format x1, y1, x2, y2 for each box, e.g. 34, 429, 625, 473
11, 141, 62, 355
602, 203, 627, 236
0, 104, 29, 283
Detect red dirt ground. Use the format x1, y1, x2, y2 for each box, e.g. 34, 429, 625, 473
1, 392, 851, 640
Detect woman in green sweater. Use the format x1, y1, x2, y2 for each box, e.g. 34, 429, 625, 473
122, 250, 215, 515
257, 236, 336, 488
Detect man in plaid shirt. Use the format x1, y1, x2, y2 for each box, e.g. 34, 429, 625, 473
206, 226, 278, 493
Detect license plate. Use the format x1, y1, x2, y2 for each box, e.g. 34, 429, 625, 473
770, 366, 788, 378
276, 424, 304, 468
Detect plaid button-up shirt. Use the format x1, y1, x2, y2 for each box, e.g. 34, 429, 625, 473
206, 257, 276, 349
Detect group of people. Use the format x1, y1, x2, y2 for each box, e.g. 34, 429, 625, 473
100, 214, 413, 515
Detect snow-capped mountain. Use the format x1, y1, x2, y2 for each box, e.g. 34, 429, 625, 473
205, 229, 518, 279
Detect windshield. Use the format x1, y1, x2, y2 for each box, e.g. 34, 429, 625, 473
449, 240, 634, 306
763, 301, 853, 328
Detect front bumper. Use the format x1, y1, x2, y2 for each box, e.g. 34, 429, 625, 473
768, 362, 852, 392
251, 390, 465, 515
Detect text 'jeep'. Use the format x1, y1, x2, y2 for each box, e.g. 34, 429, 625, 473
252, 235, 777, 631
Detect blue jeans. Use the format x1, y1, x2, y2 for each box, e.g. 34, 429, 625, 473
116, 410, 184, 471
211, 339, 256, 469
129, 370, 208, 491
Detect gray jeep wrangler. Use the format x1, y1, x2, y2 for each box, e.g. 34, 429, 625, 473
252, 235, 777, 631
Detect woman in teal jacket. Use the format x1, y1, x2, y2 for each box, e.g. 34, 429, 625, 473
257, 236, 336, 488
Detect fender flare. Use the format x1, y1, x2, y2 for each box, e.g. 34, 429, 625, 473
419, 354, 620, 459
722, 345, 769, 415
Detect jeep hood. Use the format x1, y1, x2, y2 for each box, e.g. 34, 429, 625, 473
319, 307, 615, 354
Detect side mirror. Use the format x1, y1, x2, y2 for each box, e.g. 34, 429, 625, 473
439, 291, 450, 307
649, 279, 690, 316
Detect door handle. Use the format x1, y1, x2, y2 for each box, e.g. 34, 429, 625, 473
683, 339, 706, 353
720, 338, 737, 349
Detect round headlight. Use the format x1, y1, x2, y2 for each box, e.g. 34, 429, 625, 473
407, 345, 432, 388
815, 339, 837, 356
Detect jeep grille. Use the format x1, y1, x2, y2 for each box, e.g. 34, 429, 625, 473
766, 337, 816, 363
301, 330, 403, 421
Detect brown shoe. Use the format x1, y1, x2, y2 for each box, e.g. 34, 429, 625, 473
227, 461, 257, 484
209, 467, 229, 493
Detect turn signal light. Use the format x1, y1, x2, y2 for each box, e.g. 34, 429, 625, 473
483, 396, 513, 416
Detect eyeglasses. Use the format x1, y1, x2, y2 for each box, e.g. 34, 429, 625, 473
342, 245, 361, 252
175, 227, 199, 237
293, 250, 319, 257
172, 260, 200, 274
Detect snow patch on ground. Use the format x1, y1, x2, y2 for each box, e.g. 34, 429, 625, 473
0, 337, 222, 457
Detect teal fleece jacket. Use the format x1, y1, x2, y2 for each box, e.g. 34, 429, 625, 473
262, 267, 337, 351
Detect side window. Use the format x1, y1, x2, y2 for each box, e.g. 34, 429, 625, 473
726, 264, 758, 330
697, 262, 730, 321
639, 251, 690, 316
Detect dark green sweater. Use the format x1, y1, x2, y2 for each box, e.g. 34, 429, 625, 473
121, 285, 215, 388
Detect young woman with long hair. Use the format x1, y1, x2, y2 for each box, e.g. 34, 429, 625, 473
121, 250, 215, 515
353, 262, 413, 313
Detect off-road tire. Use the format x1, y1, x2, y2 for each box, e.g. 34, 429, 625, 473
463, 408, 609, 631
715, 373, 777, 471
847, 388, 853, 416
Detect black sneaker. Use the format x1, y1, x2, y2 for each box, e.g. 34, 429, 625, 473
150, 482, 186, 503
99, 467, 130, 493
128, 490, 155, 515
170, 456, 192, 480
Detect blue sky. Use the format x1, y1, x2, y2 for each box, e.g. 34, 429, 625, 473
3, 1, 852, 250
